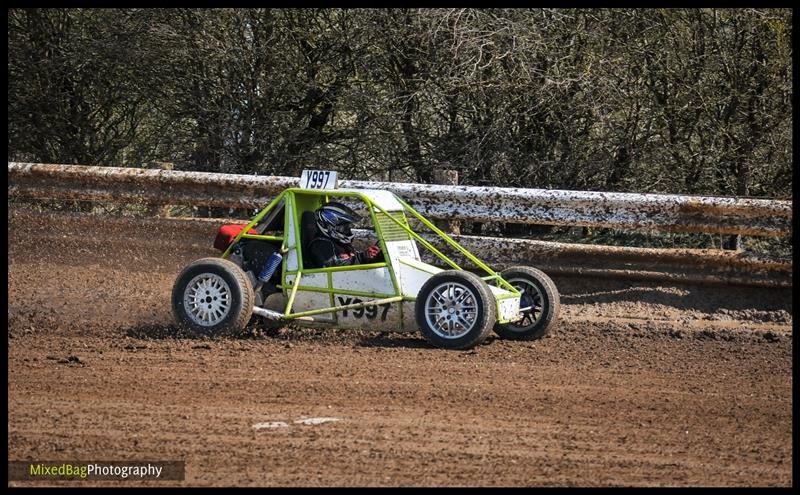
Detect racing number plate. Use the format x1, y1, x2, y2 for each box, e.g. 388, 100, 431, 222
300, 170, 338, 190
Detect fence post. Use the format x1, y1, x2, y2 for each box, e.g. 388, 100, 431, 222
145, 161, 173, 217
433, 169, 460, 235
723, 234, 742, 251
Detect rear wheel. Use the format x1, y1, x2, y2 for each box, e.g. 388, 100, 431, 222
416, 270, 496, 350
494, 266, 559, 340
172, 257, 254, 337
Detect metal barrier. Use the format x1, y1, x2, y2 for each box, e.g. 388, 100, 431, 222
7, 162, 793, 287
8, 162, 791, 236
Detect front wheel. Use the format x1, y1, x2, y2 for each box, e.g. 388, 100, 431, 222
494, 266, 559, 340
416, 270, 496, 350
172, 257, 254, 337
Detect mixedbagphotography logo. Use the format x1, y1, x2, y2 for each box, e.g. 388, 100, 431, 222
8, 461, 185, 481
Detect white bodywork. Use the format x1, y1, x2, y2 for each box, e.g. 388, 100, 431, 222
280, 188, 521, 332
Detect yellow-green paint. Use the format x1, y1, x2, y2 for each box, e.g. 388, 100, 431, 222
284, 272, 302, 317
397, 197, 518, 294
286, 296, 404, 320
219, 185, 522, 327
221, 192, 286, 259
240, 234, 283, 242
327, 270, 336, 324
370, 202, 462, 270
277, 284, 397, 299
280, 193, 289, 290
369, 204, 405, 330
291, 192, 306, 271
285, 262, 388, 275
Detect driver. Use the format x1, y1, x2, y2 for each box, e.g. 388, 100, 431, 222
307, 201, 383, 268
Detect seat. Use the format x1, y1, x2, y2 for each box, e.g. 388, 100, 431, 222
300, 211, 320, 268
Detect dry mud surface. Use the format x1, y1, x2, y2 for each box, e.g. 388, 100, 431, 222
7, 209, 793, 487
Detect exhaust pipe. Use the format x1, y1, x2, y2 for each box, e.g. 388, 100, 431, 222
252, 306, 284, 320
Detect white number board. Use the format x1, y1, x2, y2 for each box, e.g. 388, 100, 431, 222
300, 169, 338, 190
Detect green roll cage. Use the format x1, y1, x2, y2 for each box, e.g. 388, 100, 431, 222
220, 188, 521, 324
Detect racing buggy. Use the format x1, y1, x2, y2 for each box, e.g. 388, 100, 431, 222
172, 170, 559, 349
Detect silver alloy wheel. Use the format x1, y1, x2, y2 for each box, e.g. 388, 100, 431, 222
183, 273, 232, 327
423, 281, 479, 339
508, 277, 543, 328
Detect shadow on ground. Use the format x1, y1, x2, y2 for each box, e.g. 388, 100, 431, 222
121, 321, 441, 349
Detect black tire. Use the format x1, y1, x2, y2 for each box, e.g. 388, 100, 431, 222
494, 266, 559, 340
172, 257, 254, 337
416, 270, 496, 350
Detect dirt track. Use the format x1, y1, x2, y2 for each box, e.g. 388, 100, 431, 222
7, 209, 793, 487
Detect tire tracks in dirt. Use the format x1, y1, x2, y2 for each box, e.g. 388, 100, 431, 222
7, 208, 792, 486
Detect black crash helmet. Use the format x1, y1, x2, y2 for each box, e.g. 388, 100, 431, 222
315, 201, 361, 243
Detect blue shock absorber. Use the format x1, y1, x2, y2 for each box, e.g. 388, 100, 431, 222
258, 252, 283, 283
